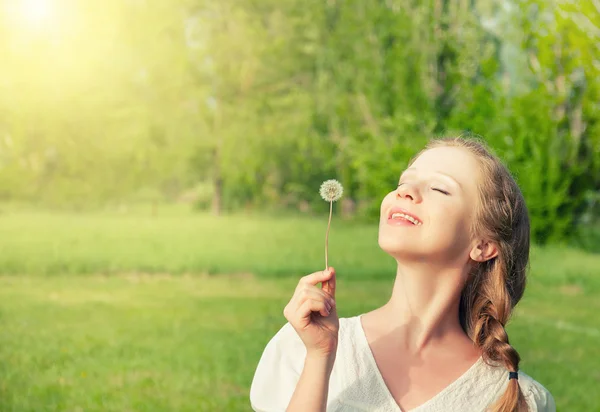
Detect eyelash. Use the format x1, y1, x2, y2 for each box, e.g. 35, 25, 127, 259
397, 183, 450, 196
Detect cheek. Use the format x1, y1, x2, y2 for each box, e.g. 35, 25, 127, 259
430, 206, 471, 240
379, 192, 396, 214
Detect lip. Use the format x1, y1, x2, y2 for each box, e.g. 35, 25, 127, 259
387, 207, 422, 225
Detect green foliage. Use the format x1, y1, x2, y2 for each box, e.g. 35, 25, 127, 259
0, 0, 598, 243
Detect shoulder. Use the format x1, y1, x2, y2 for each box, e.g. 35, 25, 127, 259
249, 322, 305, 411
517, 371, 556, 412
249, 318, 356, 412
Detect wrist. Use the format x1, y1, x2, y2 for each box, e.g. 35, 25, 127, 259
305, 350, 337, 370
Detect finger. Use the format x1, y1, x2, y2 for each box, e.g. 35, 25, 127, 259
320, 267, 332, 290
297, 286, 335, 307
322, 267, 336, 299
299, 269, 334, 287
299, 298, 331, 319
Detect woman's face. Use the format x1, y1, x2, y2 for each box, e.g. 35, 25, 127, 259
378, 146, 481, 264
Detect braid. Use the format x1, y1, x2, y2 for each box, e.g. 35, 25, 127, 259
469, 255, 528, 412
471, 257, 514, 363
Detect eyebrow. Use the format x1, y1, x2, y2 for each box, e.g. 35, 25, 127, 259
400, 167, 462, 189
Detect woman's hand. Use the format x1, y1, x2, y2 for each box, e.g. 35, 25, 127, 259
283, 267, 339, 358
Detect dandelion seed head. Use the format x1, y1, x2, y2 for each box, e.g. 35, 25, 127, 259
319, 179, 344, 202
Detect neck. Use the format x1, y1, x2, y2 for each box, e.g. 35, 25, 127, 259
379, 258, 471, 354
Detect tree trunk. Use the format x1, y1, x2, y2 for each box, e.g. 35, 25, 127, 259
211, 147, 222, 216
434, 0, 454, 131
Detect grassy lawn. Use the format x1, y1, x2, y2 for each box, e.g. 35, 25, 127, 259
0, 209, 598, 411
0, 209, 392, 278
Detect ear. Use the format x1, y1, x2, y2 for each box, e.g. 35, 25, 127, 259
469, 239, 498, 262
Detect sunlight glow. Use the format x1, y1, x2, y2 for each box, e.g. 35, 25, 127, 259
14, 0, 54, 26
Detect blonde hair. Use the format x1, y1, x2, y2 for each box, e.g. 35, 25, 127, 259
409, 135, 529, 412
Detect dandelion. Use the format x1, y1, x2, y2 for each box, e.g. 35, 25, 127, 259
319, 179, 343, 270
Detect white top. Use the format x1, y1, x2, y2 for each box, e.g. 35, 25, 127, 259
250, 315, 556, 411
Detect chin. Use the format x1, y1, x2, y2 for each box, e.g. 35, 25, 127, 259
378, 234, 424, 260
378, 229, 455, 263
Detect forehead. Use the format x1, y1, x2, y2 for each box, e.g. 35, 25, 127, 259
409, 146, 480, 187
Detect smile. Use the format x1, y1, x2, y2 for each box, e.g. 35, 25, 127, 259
387, 208, 422, 226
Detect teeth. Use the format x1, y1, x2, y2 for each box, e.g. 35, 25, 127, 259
391, 212, 422, 225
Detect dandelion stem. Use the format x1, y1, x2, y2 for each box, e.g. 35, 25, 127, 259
325, 200, 332, 270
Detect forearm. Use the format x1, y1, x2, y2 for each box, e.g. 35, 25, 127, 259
286, 353, 336, 412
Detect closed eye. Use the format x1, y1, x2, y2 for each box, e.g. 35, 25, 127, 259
398, 183, 449, 196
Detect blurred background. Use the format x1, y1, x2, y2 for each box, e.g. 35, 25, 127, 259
0, 0, 598, 410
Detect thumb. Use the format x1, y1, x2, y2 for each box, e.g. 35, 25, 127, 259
322, 267, 336, 299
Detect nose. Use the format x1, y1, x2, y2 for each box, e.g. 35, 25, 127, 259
396, 183, 421, 203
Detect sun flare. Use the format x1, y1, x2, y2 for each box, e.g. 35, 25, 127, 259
23, 0, 53, 24
7, 0, 55, 27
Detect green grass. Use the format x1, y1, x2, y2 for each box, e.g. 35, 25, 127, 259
0, 209, 599, 411
0, 209, 391, 278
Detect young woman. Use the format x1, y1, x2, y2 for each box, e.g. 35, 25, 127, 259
250, 137, 555, 411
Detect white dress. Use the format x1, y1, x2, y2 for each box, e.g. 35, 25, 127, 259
250, 315, 556, 411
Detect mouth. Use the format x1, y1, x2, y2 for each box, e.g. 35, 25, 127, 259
387, 207, 422, 226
